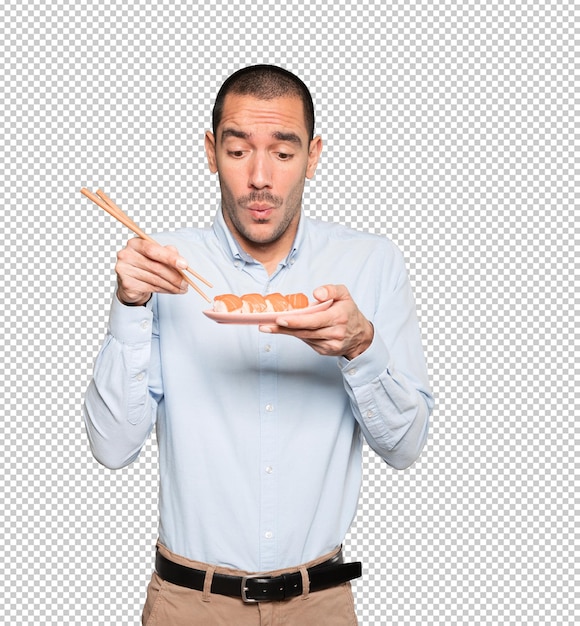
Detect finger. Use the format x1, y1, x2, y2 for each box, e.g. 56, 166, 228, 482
274, 303, 347, 330
272, 313, 326, 330
257, 324, 347, 356
117, 245, 188, 294
260, 321, 345, 343
119, 262, 189, 294
313, 283, 350, 303
165, 245, 189, 270
126, 238, 188, 270
121, 240, 188, 288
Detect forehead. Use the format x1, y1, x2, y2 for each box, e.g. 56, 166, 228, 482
218, 94, 308, 140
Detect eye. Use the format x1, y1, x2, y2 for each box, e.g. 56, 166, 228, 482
277, 152, 293, 161
228, 150, 245, 158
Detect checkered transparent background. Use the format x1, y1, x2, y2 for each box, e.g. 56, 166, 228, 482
0, 0, 576, 624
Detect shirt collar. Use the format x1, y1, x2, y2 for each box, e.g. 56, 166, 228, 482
212, 206, 306, 269
212, 207, 252, 263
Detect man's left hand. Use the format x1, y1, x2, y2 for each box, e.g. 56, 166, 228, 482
259, 284, 374, 359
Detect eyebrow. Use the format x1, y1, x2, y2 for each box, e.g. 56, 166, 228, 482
220, 128, 250, 142
220, 128, 303, 147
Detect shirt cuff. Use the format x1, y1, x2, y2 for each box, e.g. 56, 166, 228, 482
108, 292, 154, 344
338, 330, 392, 387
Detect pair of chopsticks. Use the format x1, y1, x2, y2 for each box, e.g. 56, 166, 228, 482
80, 188, 213, 302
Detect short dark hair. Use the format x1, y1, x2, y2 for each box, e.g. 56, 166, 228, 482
212, 65, 315, 141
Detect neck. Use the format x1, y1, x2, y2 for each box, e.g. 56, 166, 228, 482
238, 237, 292, 275
225, 213, 300, 276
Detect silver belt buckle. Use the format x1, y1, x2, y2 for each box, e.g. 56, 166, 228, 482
241, 574, 264, 603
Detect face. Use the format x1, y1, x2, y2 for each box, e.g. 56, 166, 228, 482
205, 94, 322, 265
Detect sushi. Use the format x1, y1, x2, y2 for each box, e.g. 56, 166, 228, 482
285, 293, 309, 310
241, 293, 268, 313
212, 292, 309, 313
265, 292, 290, 312
212, 293, 244, 313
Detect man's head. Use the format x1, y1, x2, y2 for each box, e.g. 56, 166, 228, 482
205, 65, 322, 269
212, 65, 315, 141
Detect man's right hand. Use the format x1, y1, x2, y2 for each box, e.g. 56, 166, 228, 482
115, 238, 189, 306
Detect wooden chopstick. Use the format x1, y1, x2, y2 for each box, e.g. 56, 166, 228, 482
95, 190, 213, 289
80, 188, 212, 303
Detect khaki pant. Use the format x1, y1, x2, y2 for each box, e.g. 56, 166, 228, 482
142, 543, 359, 626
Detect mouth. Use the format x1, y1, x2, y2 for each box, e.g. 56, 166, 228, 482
247, 204, 275, 219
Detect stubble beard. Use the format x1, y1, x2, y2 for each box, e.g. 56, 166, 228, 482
220, 183, 304, 247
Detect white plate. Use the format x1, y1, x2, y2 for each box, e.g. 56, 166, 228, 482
203, 299, 334, 325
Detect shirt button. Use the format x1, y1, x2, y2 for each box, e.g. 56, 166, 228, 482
348, 368, 357, 376
265, 531, 273, 539
140, 320, 150, 330
265, 404, 274, 412
265, 466, 273, 474
264, 344, 272, 352
136, 372, 145, 381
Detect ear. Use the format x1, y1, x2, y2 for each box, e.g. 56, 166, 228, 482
306, 135, 323, 179
205, 131, 218, 173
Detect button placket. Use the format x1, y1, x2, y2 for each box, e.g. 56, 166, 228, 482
258, 332, 278, 570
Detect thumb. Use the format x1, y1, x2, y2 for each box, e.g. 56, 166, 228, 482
313, 284, 349, 302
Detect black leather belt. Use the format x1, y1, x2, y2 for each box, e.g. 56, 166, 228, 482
155, 549, 362, 603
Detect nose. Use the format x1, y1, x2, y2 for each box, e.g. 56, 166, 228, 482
248, 152, 272, 190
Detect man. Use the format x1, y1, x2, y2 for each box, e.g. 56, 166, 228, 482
83, 65, 434, 625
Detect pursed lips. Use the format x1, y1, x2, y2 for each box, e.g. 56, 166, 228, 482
246, 203, 275, 218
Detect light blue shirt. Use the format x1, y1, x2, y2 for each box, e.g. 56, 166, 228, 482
83, 208, 433, 572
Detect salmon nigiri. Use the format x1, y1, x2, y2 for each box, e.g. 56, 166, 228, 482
213, 294, 243, 313
241, 293, 268, 313
286, 293, 309, 310
212, 292, 309, 314
265, 292, 291, 312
